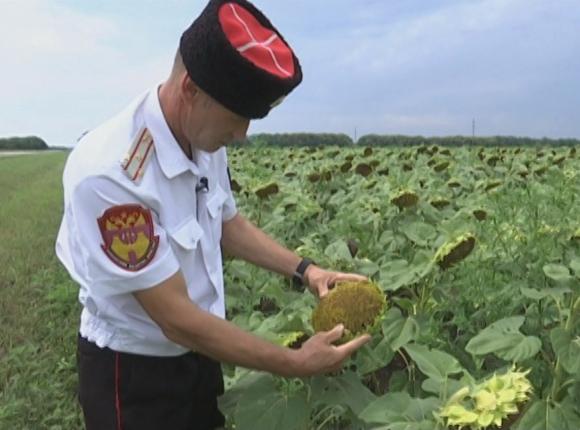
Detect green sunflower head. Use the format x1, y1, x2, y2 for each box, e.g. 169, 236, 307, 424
438, 367, 532, 429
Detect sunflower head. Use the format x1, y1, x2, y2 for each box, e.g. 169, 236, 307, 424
473, 209, 488, 221
438, 367, 532, 429
447, 179, 462, 188
311, 281, 387, 343
431, 198, 451, 209
275, 331, 309, 349
434, 233, 476, 269
391, 190, 419, 209
254, 183, 279, 199
433, 161, 450, 172
484, 180, 502, 192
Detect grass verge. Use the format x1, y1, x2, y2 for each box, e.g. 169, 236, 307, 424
0, 152, 83, 429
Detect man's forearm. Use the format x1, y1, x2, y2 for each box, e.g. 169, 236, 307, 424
162, 297, 300, 377
134, 272, 362, 379
221, 213, 301, 278
134, 272, 306, 376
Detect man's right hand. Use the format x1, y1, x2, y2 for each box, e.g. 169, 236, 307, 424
134, 272, 371, 378
288, 325, 371, 377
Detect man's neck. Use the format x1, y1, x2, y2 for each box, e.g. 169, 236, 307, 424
158, 83, 193, 160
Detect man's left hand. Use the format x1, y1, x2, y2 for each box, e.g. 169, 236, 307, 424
304, 265, 367, 298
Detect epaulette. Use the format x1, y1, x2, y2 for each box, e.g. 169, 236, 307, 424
120, 127, 155, 184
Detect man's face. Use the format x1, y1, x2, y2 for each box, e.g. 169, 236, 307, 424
182, 89, 250, 153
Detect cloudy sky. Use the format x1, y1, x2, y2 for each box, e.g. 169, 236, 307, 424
1, 0, 579, 147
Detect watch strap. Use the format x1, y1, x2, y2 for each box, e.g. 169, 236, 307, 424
292, 258, 315, 290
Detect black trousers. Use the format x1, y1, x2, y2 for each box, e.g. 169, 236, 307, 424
77, 334, 225, 430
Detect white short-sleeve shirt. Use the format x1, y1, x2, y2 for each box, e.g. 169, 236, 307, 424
56, 86, 237, 356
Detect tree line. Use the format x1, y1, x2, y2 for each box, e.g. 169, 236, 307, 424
236, 133, 580, 147
357, 134, 580, 147
2, 133, 578, 150
0, 136, 49, 150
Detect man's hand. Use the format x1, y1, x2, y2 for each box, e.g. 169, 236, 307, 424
304, 265, 367, 298
289, 324, 371, 376
134, 272, 370, 378
222, 215, 367, 299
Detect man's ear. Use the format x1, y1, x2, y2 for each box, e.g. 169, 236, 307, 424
180, 74, 199, 104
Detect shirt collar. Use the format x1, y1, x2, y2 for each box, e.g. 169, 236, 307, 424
143, 84, 200, 178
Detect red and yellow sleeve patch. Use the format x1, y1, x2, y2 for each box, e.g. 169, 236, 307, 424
97, 205, 159, 271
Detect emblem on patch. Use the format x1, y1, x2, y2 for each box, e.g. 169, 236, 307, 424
97, 205, 159, 271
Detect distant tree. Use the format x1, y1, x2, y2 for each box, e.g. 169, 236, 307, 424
0, 136, 49, 150
225, 133, 579, 148
242, 133, 354, 147
357, 134, 580, 147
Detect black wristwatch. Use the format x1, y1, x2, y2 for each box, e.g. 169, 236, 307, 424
292, 258, 315, 291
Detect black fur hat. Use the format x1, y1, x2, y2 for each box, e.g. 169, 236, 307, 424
179, 0, 302, 119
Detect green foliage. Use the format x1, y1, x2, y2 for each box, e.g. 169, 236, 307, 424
225, 143, 580, 429
514, 398, 580, 430
359, 392, 441, 429
357, 134, 580, 147
232, 133, 580, 148
4, 143, 580, 429
466, 317, 542, 362
0, 152, 83, 429
0, 136, 48, 150
403, 343, 464, 383
219, 373, 311, 430
246, 133, 354, 146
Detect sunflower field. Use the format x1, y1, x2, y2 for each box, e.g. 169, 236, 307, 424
221, 144, 580, 430
1, 145, 579, 429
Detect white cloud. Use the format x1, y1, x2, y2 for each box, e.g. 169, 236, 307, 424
267, 0, 580, 138
1, 0, 579, 143
0, 0, 118, 61
0, 0, 171, 145
338, 0, 556, 73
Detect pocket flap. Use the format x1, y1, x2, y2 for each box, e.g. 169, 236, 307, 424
206, 185, 229, 219
170, 217, 203, 250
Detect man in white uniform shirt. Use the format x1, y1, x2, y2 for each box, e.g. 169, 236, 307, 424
56, 0, 370, 428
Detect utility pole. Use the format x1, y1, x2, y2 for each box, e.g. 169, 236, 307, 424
472, 118, 475, 138
354, 127, 357, 144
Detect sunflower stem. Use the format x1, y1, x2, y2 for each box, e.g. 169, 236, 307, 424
550, 295, 580, 401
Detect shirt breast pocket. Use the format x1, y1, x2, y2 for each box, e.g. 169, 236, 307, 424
170, 216, 203, 251
206, 185, 228, 220
205, 184, 228, 246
